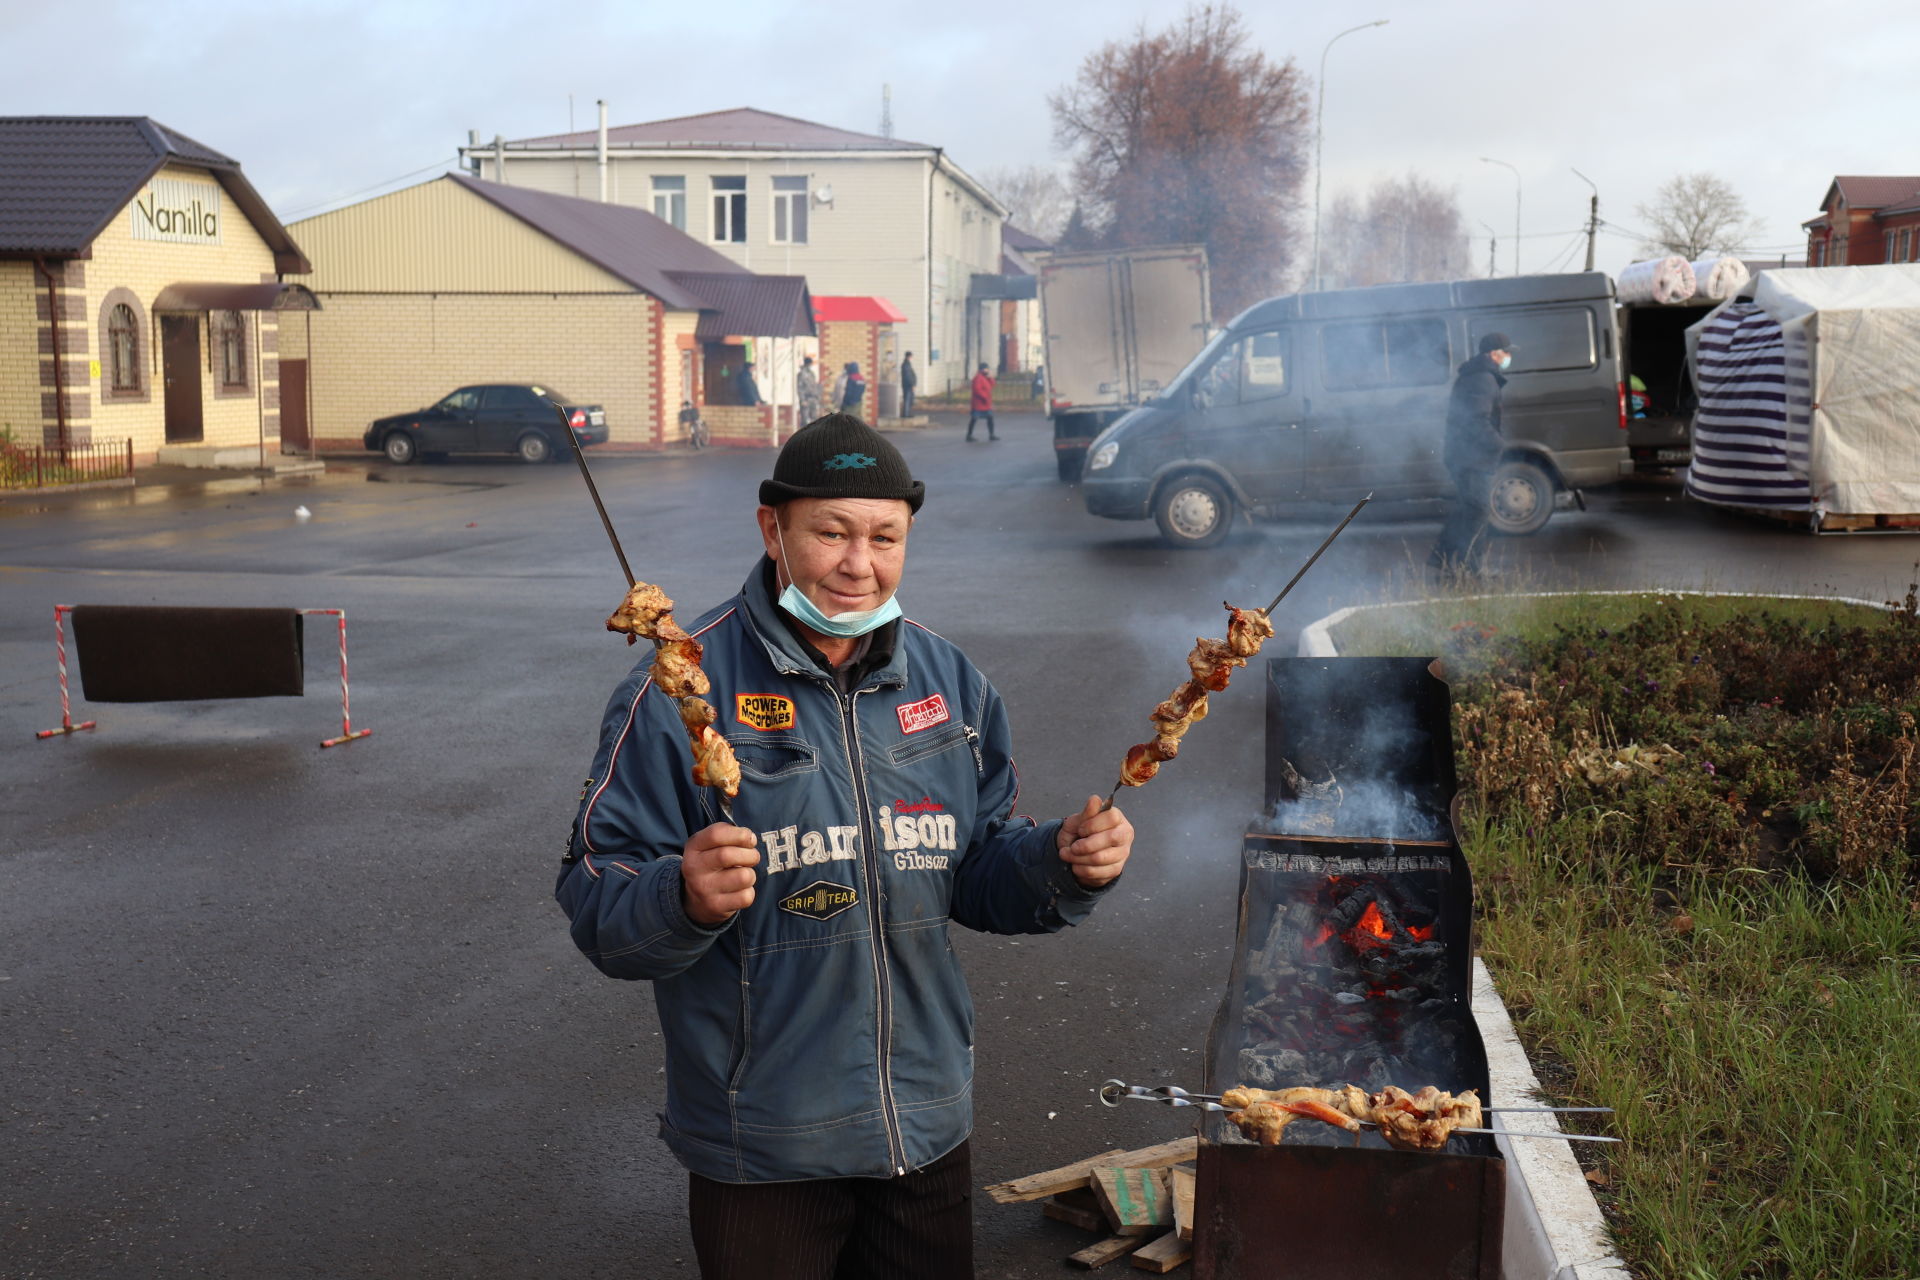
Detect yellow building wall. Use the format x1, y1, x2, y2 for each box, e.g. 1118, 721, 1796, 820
300, 292, 674, 451
77, 162, 287, 460
289, 177, 633, 294
0, 261, 41, 441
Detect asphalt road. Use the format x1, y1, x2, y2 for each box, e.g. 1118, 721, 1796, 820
3, 411, 1917, 1278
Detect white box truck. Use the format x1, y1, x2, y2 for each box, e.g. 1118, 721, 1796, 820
1037, 245, 1212, 481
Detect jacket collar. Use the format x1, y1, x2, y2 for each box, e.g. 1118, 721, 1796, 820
738, 557, 909, 690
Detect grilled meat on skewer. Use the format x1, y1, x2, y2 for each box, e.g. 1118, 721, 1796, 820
1119, 742, 1162, 788
1221, 1081, 1484, 1150
1226, 607, 1275, 658
604, 580, 738, 807
1187, 636, 1245, 692
1149, 685, 1210, 740
652, 637, 712, 699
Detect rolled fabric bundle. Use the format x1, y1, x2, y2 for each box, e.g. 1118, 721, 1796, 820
1689, 255, 1752, 301
1616, 256, 1698, 305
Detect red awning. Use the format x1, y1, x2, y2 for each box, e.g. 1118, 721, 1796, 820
812, 295, 907, 324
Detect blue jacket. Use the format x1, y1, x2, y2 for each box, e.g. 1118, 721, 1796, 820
555, 560, 1112, 1183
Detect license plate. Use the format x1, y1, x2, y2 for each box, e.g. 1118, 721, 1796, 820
589, 411, 605, 426
1656, 448, 1690, 463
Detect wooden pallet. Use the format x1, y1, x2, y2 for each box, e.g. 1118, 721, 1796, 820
1730, 504, 1920, 533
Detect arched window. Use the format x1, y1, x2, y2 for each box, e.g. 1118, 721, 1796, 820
108, 304, 139, 391
219, 311, 248, 388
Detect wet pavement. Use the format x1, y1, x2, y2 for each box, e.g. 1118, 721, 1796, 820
3, 411, 1917, 1278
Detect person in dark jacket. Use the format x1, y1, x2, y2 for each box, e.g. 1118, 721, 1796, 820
965, 363, 996, 442
555, 413, 1133, 1280
899, 352, 917, 418
734, 360, 762, 407
1429, 332, 1514, 576
838, 361, 867, 413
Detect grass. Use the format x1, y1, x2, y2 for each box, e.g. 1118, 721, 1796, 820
1341, 590, 1920, 1280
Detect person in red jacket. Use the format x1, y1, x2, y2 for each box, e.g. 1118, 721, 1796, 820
966, 363, 997, 442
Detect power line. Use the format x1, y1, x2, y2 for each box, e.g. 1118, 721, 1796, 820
280, 156, 461, 217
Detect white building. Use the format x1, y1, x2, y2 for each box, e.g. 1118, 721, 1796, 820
461, 107, 1009, 396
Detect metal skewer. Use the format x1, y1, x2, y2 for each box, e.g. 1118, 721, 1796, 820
560, 404, 735, 825
1097, 1081, 1620, 1143
1098, 494, 1374, 812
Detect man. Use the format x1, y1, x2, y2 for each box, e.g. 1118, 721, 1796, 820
965, 362, 996, 442
899, 351, 917, 419
796, 355, 824, 424
734, 359, 762, 408
1429, 332, 1513, 577
838, 361, 867, 414
555, 413, 1133, 1279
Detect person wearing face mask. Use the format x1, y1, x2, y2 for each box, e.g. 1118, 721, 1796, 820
555, 412, 1133, 1280
1429, 331, 1515, 578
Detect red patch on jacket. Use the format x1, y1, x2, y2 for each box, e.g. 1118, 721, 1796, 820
896, 694, 951, 735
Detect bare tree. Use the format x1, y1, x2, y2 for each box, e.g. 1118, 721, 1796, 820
1635, 173, 1765, 259
1319, 174, 1471, 288
980, 165, 1075, 242
1050, 2, 1311, 317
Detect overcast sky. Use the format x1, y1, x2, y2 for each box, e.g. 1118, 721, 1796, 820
7, 0, 1915, 278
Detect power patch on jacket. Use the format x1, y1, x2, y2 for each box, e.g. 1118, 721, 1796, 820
896, 693, 950, 735
778, 880, 859, 922
735, 693, 796, 731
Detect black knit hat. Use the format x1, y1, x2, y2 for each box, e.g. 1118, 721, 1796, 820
1478, 331, 1516, 354
759, 413, 925, 511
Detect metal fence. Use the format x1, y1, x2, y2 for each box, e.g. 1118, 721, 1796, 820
0, 437, 135, 490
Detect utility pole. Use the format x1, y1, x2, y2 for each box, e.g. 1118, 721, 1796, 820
1480, 222, 1498, 277
1572, 168, 1599, 271
1310, 19, 1389, 291
1481, 157, 1521, 276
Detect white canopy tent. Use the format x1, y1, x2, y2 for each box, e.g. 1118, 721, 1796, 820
1689, 265, 1920, 520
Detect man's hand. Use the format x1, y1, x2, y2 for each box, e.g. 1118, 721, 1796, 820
681, 823, 760, 926
1057, 795, 1132, 889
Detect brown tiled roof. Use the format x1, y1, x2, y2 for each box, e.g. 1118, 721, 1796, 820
0, 116, 308, 272
451, 174, 747, 308
1829, 175, 1920, 210
509, 107, 927, 153
666, 270, 814, 339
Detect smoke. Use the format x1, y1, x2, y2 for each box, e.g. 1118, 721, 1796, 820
1260, 776, 1446, 842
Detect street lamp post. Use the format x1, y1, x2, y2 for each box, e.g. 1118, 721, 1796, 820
1310, 19, 1389, 292
1480, 156, 1521, 277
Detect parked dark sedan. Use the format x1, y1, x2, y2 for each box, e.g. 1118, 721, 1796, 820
362, 383, 608, 464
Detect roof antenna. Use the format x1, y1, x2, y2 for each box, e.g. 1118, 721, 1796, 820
880, 84, 893, 140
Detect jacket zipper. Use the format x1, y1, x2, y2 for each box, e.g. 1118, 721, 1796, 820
833, 682, 908, 1175
963, 724, 983, 774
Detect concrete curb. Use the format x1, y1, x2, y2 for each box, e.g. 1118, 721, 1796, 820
0, 476, 136, 500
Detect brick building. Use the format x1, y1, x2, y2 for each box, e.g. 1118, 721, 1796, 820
460, 108, 1009, 399
0, 117, 313, 464
285, 174, 813, 451
1802, 176, 1920, 266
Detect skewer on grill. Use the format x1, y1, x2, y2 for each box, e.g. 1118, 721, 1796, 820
1097, 1080, 1621, 1144
1100, 494, 1371, 810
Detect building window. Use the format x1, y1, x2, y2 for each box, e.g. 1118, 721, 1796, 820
1887, 231, 1898, 261
651, 176, 686, 230
771, 175, 809, 245
108, 303, 140, 391
219, 312, 248, 388
1903, 227, 1914, 262
711, 176, 746, 243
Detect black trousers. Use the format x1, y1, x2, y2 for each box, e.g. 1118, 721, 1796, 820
687, 1141, 972, 1280
1431, 463, 1494, 572
902, 387, 915, 417
965, 411, 995, 439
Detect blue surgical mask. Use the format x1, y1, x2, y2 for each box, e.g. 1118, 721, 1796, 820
774, 525, 901, 637
1495, 354, 1513, 370
778, 582, 901, 637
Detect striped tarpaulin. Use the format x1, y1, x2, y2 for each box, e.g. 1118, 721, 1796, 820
1684, 303, 1811, 509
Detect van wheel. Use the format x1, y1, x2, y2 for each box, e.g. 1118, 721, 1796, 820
1487, 459, 1555, 535
1056, 449, 1084, 483
1154, 475, 1234, 549
516, 432, 553, 464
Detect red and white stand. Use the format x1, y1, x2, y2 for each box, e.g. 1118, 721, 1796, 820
299, 608, 373, 748
33, 604, 373, 748
34, 605, 96, 739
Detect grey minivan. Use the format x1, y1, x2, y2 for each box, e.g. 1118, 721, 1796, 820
1080, 272, 1631, 548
